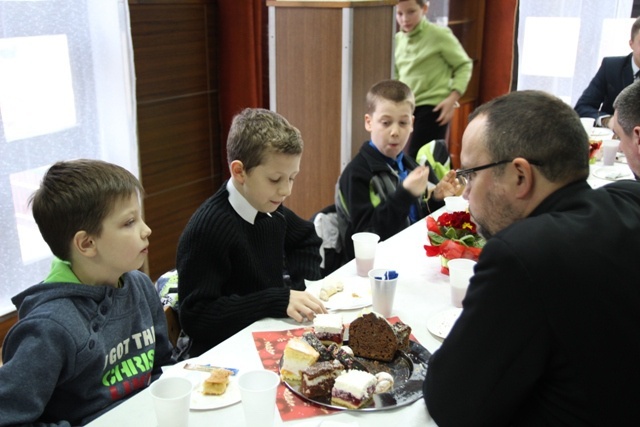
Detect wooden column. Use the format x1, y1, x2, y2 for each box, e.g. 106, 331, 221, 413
448, 0, 486, 169
267, 1, 396, 220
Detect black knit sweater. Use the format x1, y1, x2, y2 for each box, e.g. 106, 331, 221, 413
176, 182, 322, 356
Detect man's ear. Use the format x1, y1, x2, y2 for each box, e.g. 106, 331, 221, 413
512, 158, 535, 199
633, 126, 640, 155
230, 160, 245, 183
73, 231, 97, 258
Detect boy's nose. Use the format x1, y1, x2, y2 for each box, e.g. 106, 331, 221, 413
142, 221, 152, 238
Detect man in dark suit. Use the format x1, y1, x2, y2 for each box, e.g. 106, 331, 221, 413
574, 17, 640, 127
424, 90, 640, 426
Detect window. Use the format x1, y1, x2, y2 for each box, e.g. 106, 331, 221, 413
516, 0, 635, 105
0, 0, 138, 315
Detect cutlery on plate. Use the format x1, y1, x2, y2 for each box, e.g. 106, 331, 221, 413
183, 363, 239, 376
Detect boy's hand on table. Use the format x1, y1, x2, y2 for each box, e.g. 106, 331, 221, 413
287, 290, 328, 322
433, 170, 462, 200
403, 166, 431, 197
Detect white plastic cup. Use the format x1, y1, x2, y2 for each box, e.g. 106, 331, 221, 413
149, 377, 192, 427
580, 117, 594, 134
601, 139, 619, 166
368, 268, 399, 318
351, 232, 380, 277
444, 196, 469, 213
447, 259, 476, 308
238, 370, 280, 427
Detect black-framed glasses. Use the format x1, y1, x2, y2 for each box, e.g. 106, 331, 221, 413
456, 159, 543, 186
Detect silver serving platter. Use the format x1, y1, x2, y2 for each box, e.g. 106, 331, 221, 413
279, 340, 430, 411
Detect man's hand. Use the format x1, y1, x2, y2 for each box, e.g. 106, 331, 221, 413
287, 290, 328, 322
403, 166, 431, 197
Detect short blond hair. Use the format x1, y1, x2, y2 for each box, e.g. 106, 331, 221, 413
366, 80, 415, 115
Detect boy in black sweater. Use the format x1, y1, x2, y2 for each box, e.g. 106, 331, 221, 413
177, 108, 326, 356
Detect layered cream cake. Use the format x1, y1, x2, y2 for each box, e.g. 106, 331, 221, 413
300, 359, 344, 398
280, 338, 320, 382
331, 370, 377, 409
313, 313, 344, 346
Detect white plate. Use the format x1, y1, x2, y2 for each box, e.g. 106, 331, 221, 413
616, 153, 628, 164
160, 359, 241, 410
305, 277, 372, 311
592, 166, 633, 181
589, 128, 614, 138
427, 308, 462, 339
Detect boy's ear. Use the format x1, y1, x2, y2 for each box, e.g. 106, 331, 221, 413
364, 114, 373, 132
230, 160, 246, 183
73, 231, 97, 258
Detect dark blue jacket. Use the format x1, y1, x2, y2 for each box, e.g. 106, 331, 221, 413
574, 53, 635, 119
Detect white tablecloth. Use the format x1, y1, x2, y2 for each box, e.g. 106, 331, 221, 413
86, 159, 636, 427
88, 212, 450, 427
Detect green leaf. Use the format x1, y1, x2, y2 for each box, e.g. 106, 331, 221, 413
428, 231, 446, 245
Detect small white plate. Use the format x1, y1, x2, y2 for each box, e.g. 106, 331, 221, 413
427, 308, 462, 339
160, 359, 241, 410
305, 278, 372, 311
592, 166, 633, 181
589, 128, 614, 138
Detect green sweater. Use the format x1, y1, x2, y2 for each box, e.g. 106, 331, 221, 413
394, 19, 472, 107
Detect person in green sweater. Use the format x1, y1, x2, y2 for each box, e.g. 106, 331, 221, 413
176, 108, 327, 357
395, 0, 472, 159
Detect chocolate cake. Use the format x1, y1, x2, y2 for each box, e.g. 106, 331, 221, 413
348, 312, 409, 362
299, 359, 344, 398
392, 321, 412, 352
302, 331, 333, 362
327, 342, 367, 372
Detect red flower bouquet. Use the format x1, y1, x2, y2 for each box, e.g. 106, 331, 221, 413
424, 211, 486, 274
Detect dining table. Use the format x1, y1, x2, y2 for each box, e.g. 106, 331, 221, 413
87, 209, 452, 427
86, 158, 634, 427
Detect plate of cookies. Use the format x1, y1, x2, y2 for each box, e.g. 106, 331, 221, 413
278, 312, 430, 411
160, 360, 241, 410
305, 277, 372, 311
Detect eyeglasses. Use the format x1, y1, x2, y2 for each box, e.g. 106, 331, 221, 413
456, 159, 543, 186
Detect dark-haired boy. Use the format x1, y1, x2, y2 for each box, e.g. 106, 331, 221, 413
0, 159, 174, 426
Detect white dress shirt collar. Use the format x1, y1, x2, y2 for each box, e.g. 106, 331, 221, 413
226, 179, 271, 224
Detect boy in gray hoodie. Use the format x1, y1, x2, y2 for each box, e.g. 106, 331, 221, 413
0, 159, 174, 426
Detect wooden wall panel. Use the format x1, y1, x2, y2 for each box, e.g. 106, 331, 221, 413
273, 8, 343, 220
350, 7, 394, 159
130, 1, 221, 281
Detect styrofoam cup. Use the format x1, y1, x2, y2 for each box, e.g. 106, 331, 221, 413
448, 259, 476, 308
352, 232, 380, 277
149, 377, 192, 427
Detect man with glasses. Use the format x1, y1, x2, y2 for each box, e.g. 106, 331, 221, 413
424, 90, 640, 425
611, 79, 640, 180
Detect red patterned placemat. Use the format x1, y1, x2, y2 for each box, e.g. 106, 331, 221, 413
252, 316, 412, 422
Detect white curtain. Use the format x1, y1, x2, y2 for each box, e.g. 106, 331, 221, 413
517, 0, 634, 105
0, 0, 138, 315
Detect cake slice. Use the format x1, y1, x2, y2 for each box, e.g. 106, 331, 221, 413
313, 313, 344, 346
202, 368, 232, 395
280, 338, 320, 382
300, 359, 344, 398
302, 331, 333, 361
331, 370, 377, 409
392, 321, 412, 352
348, 312, 399, 362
